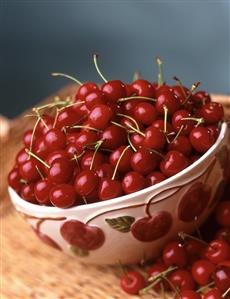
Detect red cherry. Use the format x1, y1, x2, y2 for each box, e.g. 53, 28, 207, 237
203, 289, 222, 299
23, 129, 37, 148
168, 136, 192, 156
215, 228, 230, 245
16, 148, 30, 165
34, 179, 53, 205
131, 211, 172, 242
175, 290, 201, 299
192, 91, 211, 106
215, 201, 230, 228
72, 99, 89, 118
152, 119, 174, 134
109, 146, 133, 173
131, 79, 155, 97
147, 263, 170, 292
207, 125, 220, 141
85, 90, 105, 110
172, 85, 189, 103
178, 182, 211, 222
101, 80, 126, 102
204, 239, 230, 264
133, 102, 157, 125
74, 130, 98, 151
66, 132, 80, 144
160, 150, 189, 177
122, 99, 138, 116
191, 259, 215, 285
36, 114, 54, 135
147, 171, 166, 186
76, 82, 98, 99
48, 158, 74, 184
95, 163, 114, 179
56, 106, 81, 129
156, 89, 180, 115
172, 110, 195, 135
8, 168, 22, 192
88, 104, 113, 130
143, 126, 166, 150
200, 102, 224, 124
130, 133, 144, 148
101, 125, 127, 149
80, 150, 105, 170
213, 266, 230, 292
163, 241, 187, 268
125, 83, 134, 97
74, 170, 99, 196
190, 127, 215, 153
33, 136, 50, 159
49, 184, 77, 208
169, 269, 196, 291
131, 148, 157, 175
122, 171, 146, 194
44, 128, 66, 152
184, 239, 206, 264
120, 271, 146, 295
20, 183, 36, 203
46, 150, 70, 167
99, 178, 123, 200
60, 219, 105, 250
19, 159, 41, 182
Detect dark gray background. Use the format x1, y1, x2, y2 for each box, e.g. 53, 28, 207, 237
1, 0, 229, 118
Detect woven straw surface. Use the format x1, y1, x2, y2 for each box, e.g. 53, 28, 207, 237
1, 86, 230, 299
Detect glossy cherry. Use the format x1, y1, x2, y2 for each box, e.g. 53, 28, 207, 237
49, 184, 77, 208
16, 148, 30, 165
130, 133, 144, 148
189, 127, 215, 153
23, 129, 36, 148
19, 159, 41, 182
147, 263, 170, 292
99, 178, 123, 200
56, 106, 81, 128
192, 91, 211, 106
101, 80, 126, 102
84, 90, 105, 110
147, 171, 166, 186
168, 136, 192, 156
36, 114, 54, 135
163, 241, 187, 267
120, 271, 146, 295
95, 163, 114, 179
109, 146, 133, 173
191, 259, 215, 285
172, 110, 195, 135
80, 150, 105, 170
20, 183, 36, 203
88, 104, 113, 129
203, 289, 222, 299
169, 269, 196, 291
74, 130, 98, 151
131, 148, 157, 175
34, 178, 53, 205
200, 102, 224, 124
76, 82, 98, 99
156, 89, 180, 115
48, 157, 74, 184
184, 239, 206, 264
101, 125, 127, 149
213, 266, 230, 292
8, 168, 22, 192
160, 150, 189, 177
131, 79, 155, 97
44, 128, 66, 151
134, 102, 157, 125
175, 290, 201, 299
204, 239, 230, 264
215, 227, 230, 245
143, 126, 166, 150
122, 171, 146, 194
152, 119, 174, 134
74, 170, 99, 196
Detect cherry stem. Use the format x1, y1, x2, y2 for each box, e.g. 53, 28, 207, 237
178, 231, 208, 246
163, 277, 181, 299
223, 287, 230, 298
93, 54, 108, 83
82, 196, 88, 205
116, 113, 141, 131
118, 96, 156, 103
171, 125, 184, 143
112, 145, 131, 180
20, 179, 27, 184
51, 72, 83, 86
139, 278, 161, 295
182, 81, 201, 105
110, 121, 128, 130
53, 107, 59, 128
70, 125, 102, 132
197, 281, 215, 293
148, 148, 165, 159
127, 133, 137, 152
29, 116, 40, 153
35, 165, 44, 180
126, 123, 145, 137
163, 105, 168, 134
132, 70, 141, 81
71, 151, 86, 161
90, 140, 103, 170
156, 56, 164, 86
181, 117, 204, 127
26, 149, 50, 169
173, 76, 187, 98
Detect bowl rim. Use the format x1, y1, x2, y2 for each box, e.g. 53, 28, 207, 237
9, 121, 228, 213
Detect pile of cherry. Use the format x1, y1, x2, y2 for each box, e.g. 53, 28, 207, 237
8, 56, 225, 207
120, 198, 230, 298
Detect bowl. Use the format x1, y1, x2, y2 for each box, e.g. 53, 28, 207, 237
9, 122, 230, 265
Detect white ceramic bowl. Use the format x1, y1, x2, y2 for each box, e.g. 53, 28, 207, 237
9, 122, 230, 265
